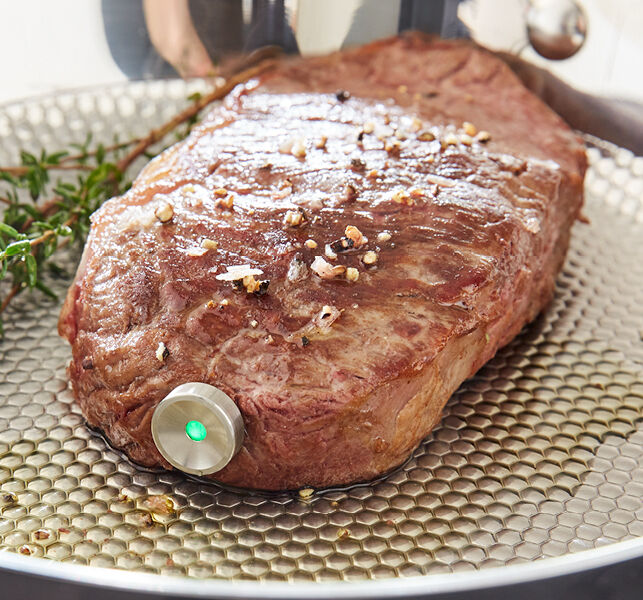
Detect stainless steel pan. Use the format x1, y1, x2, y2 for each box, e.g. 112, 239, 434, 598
0, 2, 642, 597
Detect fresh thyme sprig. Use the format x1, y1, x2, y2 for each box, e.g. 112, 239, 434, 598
0, 140, 125, 335
0, 58, 277, 334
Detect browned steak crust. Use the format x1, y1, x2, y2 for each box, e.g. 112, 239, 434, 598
59, 34, 586, 490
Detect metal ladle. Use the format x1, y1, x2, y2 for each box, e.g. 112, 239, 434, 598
526, 0, 587, 60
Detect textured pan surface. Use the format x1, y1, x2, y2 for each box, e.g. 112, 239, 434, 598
0, 81, 641, 581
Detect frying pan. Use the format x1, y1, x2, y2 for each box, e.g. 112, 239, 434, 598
0, 2, 642, 598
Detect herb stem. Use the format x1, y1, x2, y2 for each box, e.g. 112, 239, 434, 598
62, 139, 142, 164
29, 215, 78, 250
0, 284, 21, 315
0, 164, 94, 176
0, 139, 144, 176
19, 198, 63, 234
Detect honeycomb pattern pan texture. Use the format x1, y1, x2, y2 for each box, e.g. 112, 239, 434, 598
0, 81, 641, 589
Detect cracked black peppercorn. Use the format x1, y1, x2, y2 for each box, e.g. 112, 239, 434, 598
335, 90, 350, 102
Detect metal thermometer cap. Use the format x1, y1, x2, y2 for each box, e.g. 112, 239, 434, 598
151, 382, 244, 476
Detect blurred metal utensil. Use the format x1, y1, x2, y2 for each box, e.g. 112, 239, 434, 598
526, 0, 587, 60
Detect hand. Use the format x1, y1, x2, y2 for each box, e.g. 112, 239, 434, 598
143, 0, 217, 78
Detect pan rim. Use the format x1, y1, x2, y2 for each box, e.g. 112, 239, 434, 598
0, 535, 641, 598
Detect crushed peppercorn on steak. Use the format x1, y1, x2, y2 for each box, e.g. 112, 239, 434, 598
59, 34, 586, 490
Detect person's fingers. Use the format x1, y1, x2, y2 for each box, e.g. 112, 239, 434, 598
173, 43, 218, 79
143, 0, 216, 78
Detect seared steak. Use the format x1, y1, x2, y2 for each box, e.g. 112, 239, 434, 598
59, 34, 586, 490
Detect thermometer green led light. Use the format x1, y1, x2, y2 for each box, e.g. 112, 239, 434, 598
151, 383, 244, 476
185, 420, 208, 442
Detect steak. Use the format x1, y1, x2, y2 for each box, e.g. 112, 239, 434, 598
59, 33, 586, 490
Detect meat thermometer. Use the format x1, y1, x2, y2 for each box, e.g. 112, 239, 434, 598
151, 383, 244, 476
